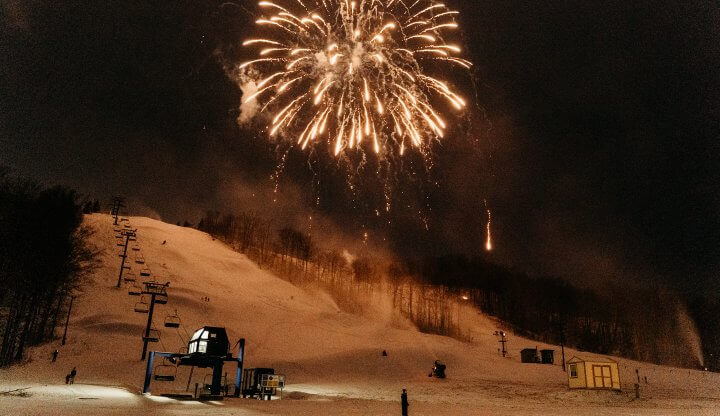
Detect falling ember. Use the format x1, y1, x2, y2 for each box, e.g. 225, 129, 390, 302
238, 0, 472, 159
484, 199, 493, 251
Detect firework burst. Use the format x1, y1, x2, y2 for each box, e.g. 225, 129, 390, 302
239, 0, 471, 158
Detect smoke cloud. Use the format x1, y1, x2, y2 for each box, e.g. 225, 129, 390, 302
236, 71, 260, 125
676, 304, 705, 368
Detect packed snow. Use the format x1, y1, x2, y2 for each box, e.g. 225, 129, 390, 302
1, 214, 719, 415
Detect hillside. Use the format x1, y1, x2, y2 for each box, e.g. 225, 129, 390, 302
1, 214, 718, 415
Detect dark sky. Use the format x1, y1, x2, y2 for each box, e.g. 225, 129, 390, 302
1, 0, 719, 297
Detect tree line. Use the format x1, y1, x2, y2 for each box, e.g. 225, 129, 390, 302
0, 169, 98, 366
401, 254, 699, 366
197, 209, 701, 368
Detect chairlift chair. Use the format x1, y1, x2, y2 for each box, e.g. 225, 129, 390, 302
154, 359, 177, 381
164, 312, 181, 328
135, 255, 145, 264
143, 328, 160, 342
128, 283, 142, 296
123, 271, 137, 283
131, 245, 141, 251
155, 293, 168, 305
140, 268, 151, 277
134, 299, 149, 313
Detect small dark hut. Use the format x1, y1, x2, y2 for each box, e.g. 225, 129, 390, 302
521, 348, 539, 363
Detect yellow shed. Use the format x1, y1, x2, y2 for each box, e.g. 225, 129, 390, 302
567, 356, 621, 390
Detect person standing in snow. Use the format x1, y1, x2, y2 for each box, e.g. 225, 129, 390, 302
401, 389, 409, 416
51, 349, 58, 362
66, 367, 77, 384
428, 360, 446, 378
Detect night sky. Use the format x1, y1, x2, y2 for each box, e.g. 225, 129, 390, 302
1, 1, 719, 299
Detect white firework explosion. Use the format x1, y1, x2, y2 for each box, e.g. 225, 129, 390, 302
239, 0, 472, 159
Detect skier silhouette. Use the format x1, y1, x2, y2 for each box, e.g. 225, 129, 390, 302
401, 389, 409, 416
428, 360, 446, 378
65, 367, 77, 384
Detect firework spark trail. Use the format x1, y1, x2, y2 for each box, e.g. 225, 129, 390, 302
239, 0, 471, 158
484, 198, 492, 251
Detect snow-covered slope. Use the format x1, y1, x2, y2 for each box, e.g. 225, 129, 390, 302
1, 214, 719, 415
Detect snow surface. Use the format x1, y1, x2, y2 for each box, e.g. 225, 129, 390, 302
1, 214, 719, 415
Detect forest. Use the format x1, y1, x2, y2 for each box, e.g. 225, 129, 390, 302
0, 169, 98, 366
197, 209, 704, 369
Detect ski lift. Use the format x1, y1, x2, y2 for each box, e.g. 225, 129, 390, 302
135, 255, 145, 264
128, 283, 142, 296
164, 311, 181, 328
155, 293, 168, 305
132, 245, 141, 251
140, 268, 151, 277
123, 272, 137, 283
143, 328, 160, 343
134, 299, 149, 313
154, 359, 177, 381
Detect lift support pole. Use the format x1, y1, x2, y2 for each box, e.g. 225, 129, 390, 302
116, 230, 134, 288
141, 292, 157, 361
234, 338, 245, 397
111, 196, 125, 225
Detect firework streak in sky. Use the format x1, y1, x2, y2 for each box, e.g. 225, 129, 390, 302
239, 0, 472, 158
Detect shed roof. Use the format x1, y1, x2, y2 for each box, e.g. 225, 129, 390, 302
567, 355, 618, 364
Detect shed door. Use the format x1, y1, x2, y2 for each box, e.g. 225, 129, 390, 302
592, 365, 612, 388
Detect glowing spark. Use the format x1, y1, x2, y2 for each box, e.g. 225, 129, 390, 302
243, 39, 284, 46
484, 199, 493, 251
